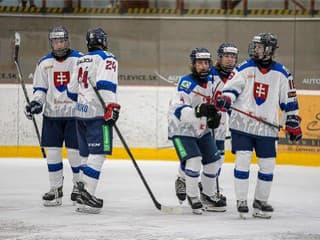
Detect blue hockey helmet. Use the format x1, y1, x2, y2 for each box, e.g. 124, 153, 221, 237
190, 48, 212, 65
189, 48, 211, 81
86, 28, 108, 51
248, 32, 278, 61
48, 26, 70, 58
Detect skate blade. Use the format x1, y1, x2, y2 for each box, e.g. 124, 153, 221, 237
204, 206, 226, 212
239, 212, 250, 219
192, 208, 203, 215
252, 209, 272, 219
76, 204, 101, 214
43, 198, 62, 207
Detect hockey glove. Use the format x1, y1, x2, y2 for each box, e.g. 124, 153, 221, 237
215, 95, 231, 111
104, 103, 121, 126
195, 103, 217, 118
285, 115, 302, 142
24, 101, 43, 120
207, 112, 221, 129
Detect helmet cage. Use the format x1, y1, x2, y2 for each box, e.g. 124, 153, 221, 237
248, 33, 278, 61
48, 26, 70, 58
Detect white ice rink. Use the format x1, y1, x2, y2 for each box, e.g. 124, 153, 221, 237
0, 158, 319, 240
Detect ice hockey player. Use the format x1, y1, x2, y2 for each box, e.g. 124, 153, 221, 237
208, 43, 239, 205
24, 26, 82, 206
174, 44, 238, 211
67, 28, 120, 214
216, 33, 302, 219
168, 48, 223, 214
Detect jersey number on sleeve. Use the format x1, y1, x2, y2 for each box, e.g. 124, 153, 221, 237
106, 60, 116, 72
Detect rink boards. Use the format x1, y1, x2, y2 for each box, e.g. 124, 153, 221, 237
0, 85, 319, 166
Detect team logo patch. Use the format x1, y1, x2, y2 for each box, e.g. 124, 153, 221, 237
253, 82, 269, 105
54, 71, 70, 92
179, 80, 192, 92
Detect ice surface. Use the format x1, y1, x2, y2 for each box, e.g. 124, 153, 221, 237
0, 158, 319, 240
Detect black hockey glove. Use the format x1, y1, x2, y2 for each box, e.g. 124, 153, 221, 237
24, 101, 43, 120
195, 103, 217, 118
207, 112, 221, 129
285, 115, 302, 142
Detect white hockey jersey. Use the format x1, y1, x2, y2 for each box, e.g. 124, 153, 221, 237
222, 59, 299, 138
67, 50, 118, 119
210, 66, 229, 141
168, 74, 216, 139
31, 50, 83, 118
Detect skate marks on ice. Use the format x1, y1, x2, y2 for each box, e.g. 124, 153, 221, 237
0, 217, 319, 240
0, 159, 320, 240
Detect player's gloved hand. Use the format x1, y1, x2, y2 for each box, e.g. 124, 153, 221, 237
195, 103, 217, 118
104, 103, 121, 126
285, 115, 302, 142
24, 101, 43, 120
207, 112, 221, 129
215, 95, 231, 111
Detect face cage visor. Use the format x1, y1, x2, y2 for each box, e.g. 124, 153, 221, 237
49, 32, 70, 58
248, 41, 274, 61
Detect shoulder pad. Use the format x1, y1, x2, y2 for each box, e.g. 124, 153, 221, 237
178, 76, 196, 93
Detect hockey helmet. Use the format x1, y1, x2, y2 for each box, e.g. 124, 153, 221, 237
48, 26, 70, 58
190, 48, 212, 65
190, 48, 211, 81
248, 32, 278, 61
217, 43, 238, 73
86, 28, 108, 51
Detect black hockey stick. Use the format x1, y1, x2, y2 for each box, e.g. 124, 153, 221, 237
155, 71, 225, 199
88, 79, 185, 213
155, 71, 283, 130
14, 32, 46, 158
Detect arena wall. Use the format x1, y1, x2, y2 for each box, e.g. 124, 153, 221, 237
0, 84, 319, 166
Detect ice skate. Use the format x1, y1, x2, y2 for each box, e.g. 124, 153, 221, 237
252, 199, 273, 219
198, 182, 227, 203
70, 184, 80, 205
75, 182, 103, 214
42, 186, 63, 206
175, 176, 186, 204
187, 196, 203, 215
237, 200, 249, 219
200, 193, 226, 212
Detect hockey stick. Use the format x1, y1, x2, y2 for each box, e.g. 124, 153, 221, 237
88, 78, 185, 213
14, 32, 46, 158
155, 71, 283, 130
155, 71, 225, 200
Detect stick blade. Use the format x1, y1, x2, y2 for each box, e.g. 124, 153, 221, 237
15, 32, 21, 47
160, 205, 190, 214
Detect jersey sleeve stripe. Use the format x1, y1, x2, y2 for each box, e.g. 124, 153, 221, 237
67, 90, 78, 102
96, 80, 117, 93
174, 105, 192, 120
33, 87, 47, 94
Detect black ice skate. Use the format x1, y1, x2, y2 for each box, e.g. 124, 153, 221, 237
198, 182, 227, 203
200, 193, 226, 212
237, 200, 249, 219
75, 182, 103, 214
175, 177, 186, 204
70, 184, 80, 204
42, 186, 63, 206
187, 196, 203, 215
252, 199, 273, 219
